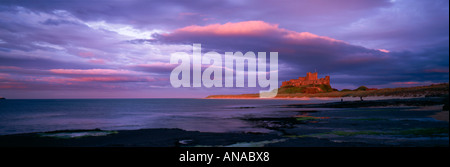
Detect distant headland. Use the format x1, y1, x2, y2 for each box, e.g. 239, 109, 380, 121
206, 72, 449, 99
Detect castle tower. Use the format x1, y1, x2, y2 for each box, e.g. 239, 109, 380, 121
311, 72, 318, 80
325, 76, 330, 85
306, 72, 318, 80
280, 72, 331, 88
306, 72, 311, 80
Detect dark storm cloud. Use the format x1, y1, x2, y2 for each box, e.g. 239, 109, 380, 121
0, 0, 392, 30
154, 20, 448, 88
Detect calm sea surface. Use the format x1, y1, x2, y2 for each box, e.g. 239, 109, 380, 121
0, 98, 336, 135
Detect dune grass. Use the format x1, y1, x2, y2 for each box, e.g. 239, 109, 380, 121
206, 83, 449, 98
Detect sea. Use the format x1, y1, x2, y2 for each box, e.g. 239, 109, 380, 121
0, 98, 340, 135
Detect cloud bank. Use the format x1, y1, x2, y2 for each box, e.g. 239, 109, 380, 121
0, 0, 448, 98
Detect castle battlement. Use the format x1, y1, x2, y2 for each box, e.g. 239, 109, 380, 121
281, 72, 330, 87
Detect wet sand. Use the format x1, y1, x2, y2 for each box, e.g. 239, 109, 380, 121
430, 111, 449, 122
0, 97, 448, 147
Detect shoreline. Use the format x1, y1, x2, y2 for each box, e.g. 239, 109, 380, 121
205, 83, 449, 99
203, 96, 436, 101
276, 97, 447, 108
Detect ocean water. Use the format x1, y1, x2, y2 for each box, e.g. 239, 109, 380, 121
0, 98, 336, 135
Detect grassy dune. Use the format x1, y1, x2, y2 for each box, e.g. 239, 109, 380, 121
206, 83, 449, 99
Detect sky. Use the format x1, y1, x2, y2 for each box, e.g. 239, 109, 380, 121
0, 0, 448, 99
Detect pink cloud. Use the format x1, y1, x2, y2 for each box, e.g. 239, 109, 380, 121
377, 49, 390, 53
49, 69, 135, 75
0, 66, 22, 70
88, 59, 106, 64
169, 20, 343, 43
282, 31, 343, 43
0, 73, 10, 80
0, 74, 27, 89
35, 76, 154, 83
78, 52, 96, 58
0, 84, 27, 89
70, 76, 154, 82
173, 21, 280, 36
28, 76, 70, 84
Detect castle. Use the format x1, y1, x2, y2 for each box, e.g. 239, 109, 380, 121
281, 72, 330, 87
